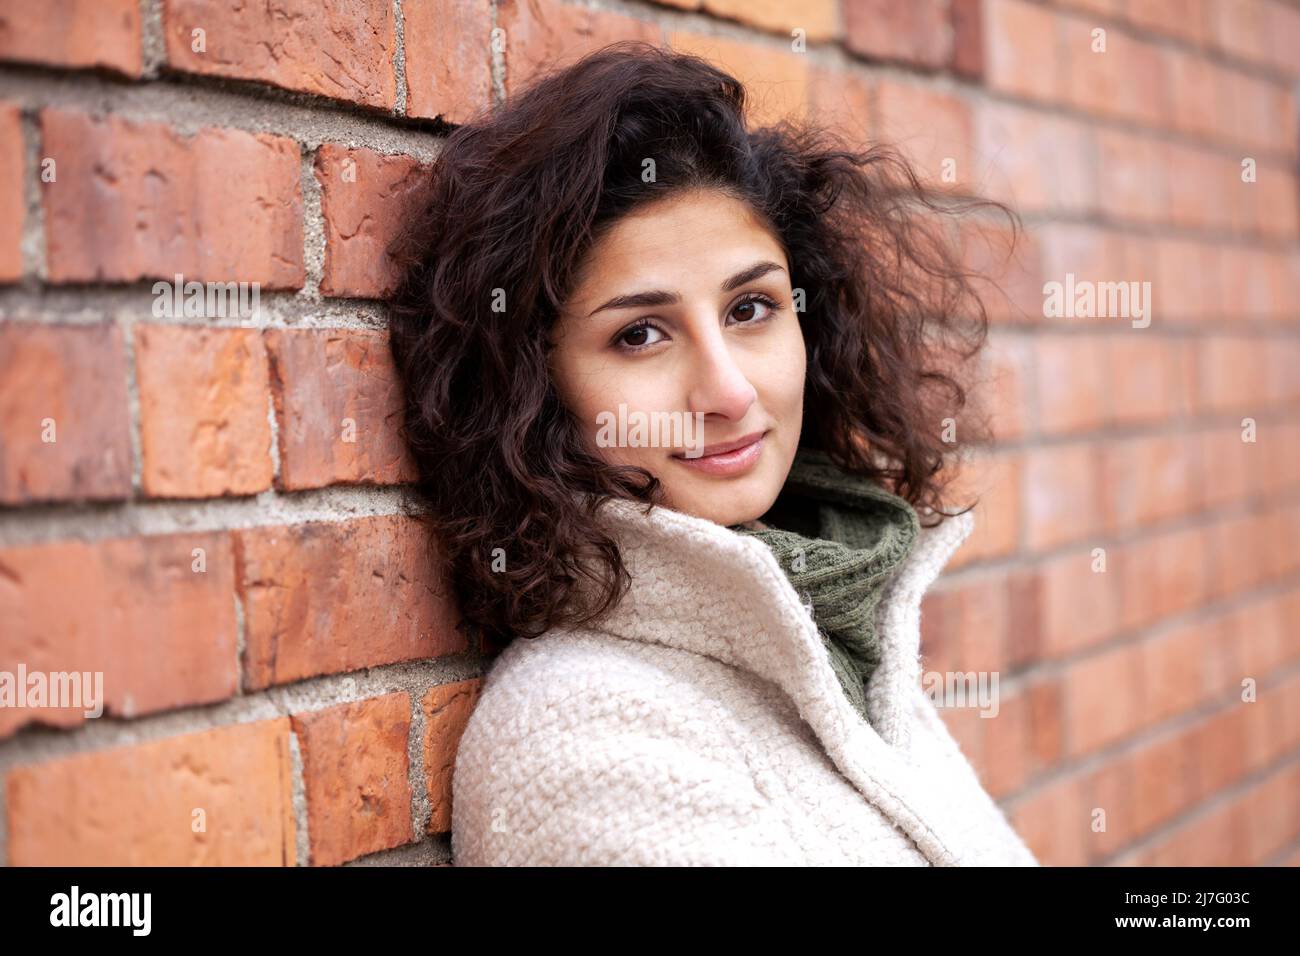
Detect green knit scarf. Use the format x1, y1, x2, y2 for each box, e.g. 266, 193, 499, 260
728, 445, 920, 721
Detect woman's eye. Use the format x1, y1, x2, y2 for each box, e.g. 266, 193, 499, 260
617, 321, 665, 349
731, 295, 778, 324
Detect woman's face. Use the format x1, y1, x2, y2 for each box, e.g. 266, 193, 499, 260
549, 188, 806, 527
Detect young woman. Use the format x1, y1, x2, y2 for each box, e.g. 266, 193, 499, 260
389, 41, 1039, 866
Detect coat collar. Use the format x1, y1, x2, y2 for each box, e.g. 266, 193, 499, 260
585, 494, 984, 865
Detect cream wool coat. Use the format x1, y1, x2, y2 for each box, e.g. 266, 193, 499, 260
450, 494, 1041, 866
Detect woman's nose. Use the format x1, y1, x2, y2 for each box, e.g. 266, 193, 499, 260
683, 325, 757, 421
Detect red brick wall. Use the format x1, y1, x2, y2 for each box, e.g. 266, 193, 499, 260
0, 0, 1297, 866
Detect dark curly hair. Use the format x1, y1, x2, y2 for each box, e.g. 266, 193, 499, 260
388, 40, 1020, 652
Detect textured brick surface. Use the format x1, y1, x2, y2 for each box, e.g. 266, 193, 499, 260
500, 0, 659, 97
234, 515, 466, 690
403, 0, 494, 123
41, 109, 304, 287
0, 530, 240, 740
423, 679, 483, 834
162, 0, 396, 109
843, 0, 953, 68
0, 0, 1297, 872
0, 322, 132, 504
135, 325, 274, 498
0, 0, 142, 76
291, 693, 414, 866
7, 718, 295, 865
667, 31, 808, 127
314, 145, 429, 299
266, 328, 418, 490
0, 102, 21, 281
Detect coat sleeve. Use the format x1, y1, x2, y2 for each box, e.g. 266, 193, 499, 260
450, 672, 807, 866
907, 685, 1041, 866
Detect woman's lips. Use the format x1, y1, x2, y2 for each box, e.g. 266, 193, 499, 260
671, 431, 767, 477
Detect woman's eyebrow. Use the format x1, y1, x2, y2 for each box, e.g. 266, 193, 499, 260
586, 260, 786, 317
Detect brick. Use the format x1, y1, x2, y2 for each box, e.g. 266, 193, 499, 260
423, 678, 483, 833
1129, 729, 1195, 835
314, 145, 429, 299
808, 65, 872, 147
1080, 755, 1134, 858
1197, 335, 1269, 415
1153, 237, 1223, 323
500, 0, 659, 98
1095, 128, 1168, 225
984, 0, 1064, 103
1254, 161, 1300, 242
1125, 39, 1176, 127
1205, 0, 1271, 66
1126, 0, 1211, 49
702, 0, 837, 42
947, 577, 1010, 673
291, 693, 414, 866
1187, 707, 1251, 800
1224, 598, 1289, 683
1257, 421, 1300, 500
1221, 70, 1296, 156
6, 719, 295, 865
1265, 2, 1300, 79
1026, 676, 1063, 771
1063, 642, 1144, 757
234, 515, 465, 690
1115, 525, 1210, 632
1099, 433, 1201, 533
1190, 429, 1253, 515
41, 109, 304, 287
1036, 224, 1126, 298
1203, 512, 1268, 604
842, 0, 952, 68
1143, 799, 1251, 865
1217, 245, 1282, 322
1244, 765, 1300, 861
1054, 0, 1120, 15
950, 0, 983, 78
0, 102, 21, 281
957, 218, 1045, 324
1011, 774, 1090, 866
135, 324, 273, 498
0, 322, 132, 504
1164, 143, 1232, 244
0, 530, 240, 740
1061, 18, 1171, 127
666, 32, 808, 128
1139, 620, 1208, 726
872, 80, 973, 191
945, 451, 1020, 564
0, 0, 141, 77
1023, 442, 1106, 551
972, 334, 1030, 443
163, 0, 395, 109
1166, 49, 1222, 140
402, 0, 493, 123
265, 328, 417, 490
975, 102, 1097, 215
1032, 333, 1109, 435
1024, 545, 1123, 658
1005, 567, 1042, 669
1058, 14, 1124, 119
1262, 500, 1300, 582
1105, 333, 1187, 427
980, 685, 1030, 798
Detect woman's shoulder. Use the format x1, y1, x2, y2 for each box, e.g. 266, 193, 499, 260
448, 627, 796, 865
461, 625, 731, 748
